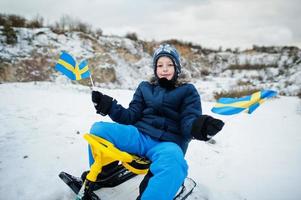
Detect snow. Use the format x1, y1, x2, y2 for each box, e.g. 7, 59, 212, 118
0, 82, 301, 200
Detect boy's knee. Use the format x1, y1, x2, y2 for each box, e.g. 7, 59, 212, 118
89, 122, 120, 143
90, 122, 108, 138
90, 122, 101, 134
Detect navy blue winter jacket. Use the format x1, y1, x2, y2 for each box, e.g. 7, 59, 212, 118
108, 80, 202, 153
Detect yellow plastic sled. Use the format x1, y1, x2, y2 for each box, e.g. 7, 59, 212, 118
83, 133, 151, 182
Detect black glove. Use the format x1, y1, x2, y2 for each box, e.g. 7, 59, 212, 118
191, 115, 224, 141
91, 91, 113, 116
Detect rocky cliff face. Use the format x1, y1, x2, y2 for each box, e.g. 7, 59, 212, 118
1, 27, 300, 99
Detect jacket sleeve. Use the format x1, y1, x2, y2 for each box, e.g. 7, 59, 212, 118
180, 84, 202, 139
108, 82, 145, 124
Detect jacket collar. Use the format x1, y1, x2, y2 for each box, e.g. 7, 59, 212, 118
149, 71, 191, 87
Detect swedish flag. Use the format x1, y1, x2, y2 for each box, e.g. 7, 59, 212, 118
211, 90, 277, 115
55, 51, 90, 80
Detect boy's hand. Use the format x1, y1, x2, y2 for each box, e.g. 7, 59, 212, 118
92, 91, 113, 116
191, 115, 224, 141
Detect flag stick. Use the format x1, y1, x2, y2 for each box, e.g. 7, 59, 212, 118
89, 75, 95, 89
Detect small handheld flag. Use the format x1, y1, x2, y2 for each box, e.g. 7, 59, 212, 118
55, 51, 91, 81
211, 90, 277, 115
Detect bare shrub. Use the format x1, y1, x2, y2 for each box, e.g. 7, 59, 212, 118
3, 23, 17, 44
94, 28, 103, 39
140, 41, 157, 55
125, 32, 138, 41
27, 15, 44, 28
72, 21, 92, 34
237, 80, 254, 86
200, 68, 210, 76
0, 13, 6, 26
50, 15, 92, 34
297, 90, 301, 99
7, 14, 26, 27
161, 39, 202, 50
50, 22, 67, 34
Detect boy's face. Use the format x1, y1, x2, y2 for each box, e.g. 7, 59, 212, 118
156, 56, 175, 80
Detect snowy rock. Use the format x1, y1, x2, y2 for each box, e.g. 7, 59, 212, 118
0, 27, 300, 100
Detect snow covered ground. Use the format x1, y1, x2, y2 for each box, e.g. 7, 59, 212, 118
0, 82, 300, 200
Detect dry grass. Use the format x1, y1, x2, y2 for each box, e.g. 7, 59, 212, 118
213, 88, 261, 100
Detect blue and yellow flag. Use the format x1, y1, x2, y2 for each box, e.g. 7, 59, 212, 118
211, 90, 277, 115
55, 51, 90, 80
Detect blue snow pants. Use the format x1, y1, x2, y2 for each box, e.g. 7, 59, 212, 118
89, 121, 188, 200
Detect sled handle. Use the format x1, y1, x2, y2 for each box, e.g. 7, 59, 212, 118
84, 133, 149, 176
84, 134, 133, 162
